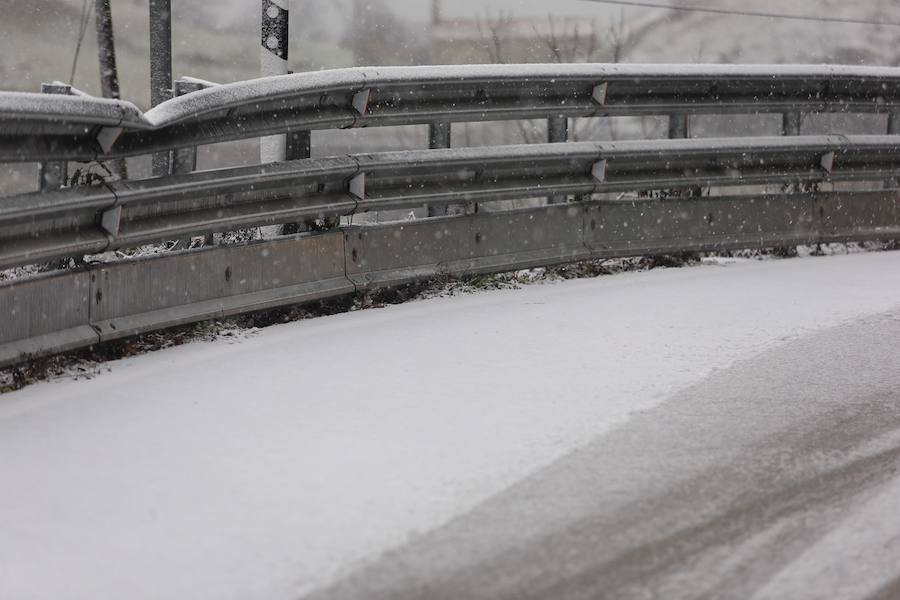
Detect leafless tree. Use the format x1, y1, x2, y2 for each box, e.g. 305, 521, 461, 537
469, 9, 645, 144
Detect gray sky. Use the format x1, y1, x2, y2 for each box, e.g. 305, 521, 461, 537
392, 0, 619, 21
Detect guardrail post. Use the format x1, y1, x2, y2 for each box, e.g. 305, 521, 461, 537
281, 130, 312, 234
782, 112, 802, 136
149, 0, 173, 176
888, 113, 900, 136
39, 83, 71, 191
171, 80, 202, 175
886, 113, 900, 188
427, 120, 452, 217
668, 114, 688, 140
287, 130, 311, 161
548, 115, 569, 204
667, 114, 700, 197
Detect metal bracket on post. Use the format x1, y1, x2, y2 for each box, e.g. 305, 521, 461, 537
592, 160, 608, 183
101, 205, 123, 238
349, 173, 366, 201
97, 127, 124, 155
820, 151, 835, 174
579, 159, 608, 203
39, 83, 71, 191
352, 89, 372, 116
592, 82, 608, 105
346, 172, 365, 228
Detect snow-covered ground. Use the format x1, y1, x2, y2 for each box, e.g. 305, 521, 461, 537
2, 252, 900, 600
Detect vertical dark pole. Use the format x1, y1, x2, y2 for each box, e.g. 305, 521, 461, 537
149, 0, 172, 176
281, 128, 312, 235
95, 0, 121, 101
94, 0, 127, 180
782, 112, 801, 136
668, 114, 688, 140
888, 113, 900, 136
172, 78, 216, 245
548, 115, 568, 204
427, 121, 452, 216
40, 83, 71, 191
669, 113, 695, 196
286, 131, 311, 160
886, 113, 900, 188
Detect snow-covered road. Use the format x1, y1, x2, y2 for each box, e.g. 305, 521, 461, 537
2, 252, 900, 600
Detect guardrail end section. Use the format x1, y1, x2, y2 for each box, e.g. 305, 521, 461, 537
97, 127, 124, 154
592, 82, 609, 105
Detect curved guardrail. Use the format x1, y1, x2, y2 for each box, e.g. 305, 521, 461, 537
2, 135, 900, 270
2, 64, 900, 368
4, 64, 900, 162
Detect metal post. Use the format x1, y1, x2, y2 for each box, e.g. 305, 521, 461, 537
668, 114, 688, 140
548, 115, 568, 204
888, 113, 900, 136
782, 112, 802, 136
261, 0, 289, 164
286, 131, 311, 161
886, 113, 900, 188
280, 130, 312, 234
94, 0, 127, 180
171, 80, 202, 175
668, 114, 699, 197
149, 0, 172, 176
39, 83, 70, 191
427, 120, 452, 217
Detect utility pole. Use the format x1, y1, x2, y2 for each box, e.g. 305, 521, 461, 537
149, 0, 172, 176
261, 0, 289, 164
94, 0, 127, 179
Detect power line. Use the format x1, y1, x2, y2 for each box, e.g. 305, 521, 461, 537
578, 0, 900, 28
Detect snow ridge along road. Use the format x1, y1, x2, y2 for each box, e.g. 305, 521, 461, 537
1, 251, 900, 599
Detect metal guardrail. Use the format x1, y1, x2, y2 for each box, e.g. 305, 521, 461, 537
2, 64, 900, 367
3, 135, 900, 270
4, 64, 900, 162
2, 188, 898, 368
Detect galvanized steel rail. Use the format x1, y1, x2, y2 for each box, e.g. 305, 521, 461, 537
4, 64, 900, 162
2, 63, 900, 367
2, 135, 900, 270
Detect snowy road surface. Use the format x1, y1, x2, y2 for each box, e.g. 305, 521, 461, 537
1, 252, 900, 599
312, 307, 900, 600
